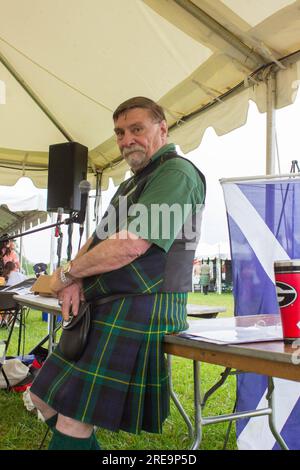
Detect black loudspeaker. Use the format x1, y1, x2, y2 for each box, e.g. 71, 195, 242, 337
47, 142, 88, 213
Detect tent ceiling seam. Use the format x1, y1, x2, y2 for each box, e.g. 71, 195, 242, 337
0, 48, 73, 142
0, 37, 105, 173
0, 162, 48, 170
174, 0, 266, 68
0, 35, 113, 113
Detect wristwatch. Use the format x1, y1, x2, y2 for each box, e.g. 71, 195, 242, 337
60, 261, 74, 285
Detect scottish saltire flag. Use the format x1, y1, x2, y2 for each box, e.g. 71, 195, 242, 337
222, 176, 300, 450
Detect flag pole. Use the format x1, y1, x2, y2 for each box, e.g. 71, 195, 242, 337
220, 173, 300, 184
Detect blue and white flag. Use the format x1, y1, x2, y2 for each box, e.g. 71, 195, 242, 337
222, 176, 300, 450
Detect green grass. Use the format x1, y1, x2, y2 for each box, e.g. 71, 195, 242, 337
0, 294, 237, 450
188, 292, 234, 317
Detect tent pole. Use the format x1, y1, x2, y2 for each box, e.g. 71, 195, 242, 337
19, 221, 24, 272
85, 195, 91, 241
216, 256, 222, 295
221, 173, 300, 184
49, 213, 56, 274
265, 70, 277, 248
266, 70, 277, 175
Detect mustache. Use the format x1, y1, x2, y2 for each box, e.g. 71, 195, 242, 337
122, 145, 145, 158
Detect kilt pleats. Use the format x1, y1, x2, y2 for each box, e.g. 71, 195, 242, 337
30, 293, 188, 434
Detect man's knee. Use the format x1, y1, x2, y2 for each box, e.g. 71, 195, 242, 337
30, 391, 45, 409
29, 391, 56, 418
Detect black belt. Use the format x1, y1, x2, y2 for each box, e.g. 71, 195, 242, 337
92, 293, 143, 306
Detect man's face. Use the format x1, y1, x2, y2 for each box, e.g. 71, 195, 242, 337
114, 108, 167, 172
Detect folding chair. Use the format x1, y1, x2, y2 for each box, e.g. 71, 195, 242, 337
0, 291, 23, 361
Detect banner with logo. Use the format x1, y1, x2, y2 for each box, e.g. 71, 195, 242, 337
222, 176, 300, 450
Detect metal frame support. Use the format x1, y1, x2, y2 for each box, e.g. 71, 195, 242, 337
168, 355, 194, 440
173, 0, 265, 69
169, 356, 289, 450
266, 70, 277, 175
19, 221, 24, 271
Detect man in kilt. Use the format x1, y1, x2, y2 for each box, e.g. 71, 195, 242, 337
30, 97, 206, 450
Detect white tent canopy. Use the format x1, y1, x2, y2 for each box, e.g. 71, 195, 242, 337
0, 0, 300, 189
0, 178, 47, 236
196, 241, 231, 259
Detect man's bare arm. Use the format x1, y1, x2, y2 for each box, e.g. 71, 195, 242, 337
50, 230, 151, 294
71, 231, 151, 278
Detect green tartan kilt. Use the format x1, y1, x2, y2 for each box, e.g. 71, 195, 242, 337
30, 293, 188, 434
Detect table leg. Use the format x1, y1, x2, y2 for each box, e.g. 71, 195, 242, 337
201, 367, 232, 408
14, 310, 21, 356
190, 363, 288, 451
168, 355, 289, 451
48, 314, 55, 353
167, 355, 194, 440
267, 377, 289, 450
191, 360, 202, 450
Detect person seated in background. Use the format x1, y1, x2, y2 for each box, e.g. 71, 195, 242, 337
0, 259, 5, 286
0, 238, 9, 277
4, 261, 26, 287
33, 263, 48, 278
3, 240, 20, 271
0, 261, 27, 328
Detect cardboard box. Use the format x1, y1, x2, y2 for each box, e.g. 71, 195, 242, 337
31, 275, 55, 297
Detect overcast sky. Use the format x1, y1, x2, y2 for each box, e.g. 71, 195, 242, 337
4, 92, 300, 268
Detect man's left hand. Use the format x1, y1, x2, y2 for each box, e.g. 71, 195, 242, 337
57, 282, 84, 321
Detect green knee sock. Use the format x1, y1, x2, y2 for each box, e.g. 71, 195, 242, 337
48, 428, 100, 450
91, 432, 101, 450
45, 414, 58, 430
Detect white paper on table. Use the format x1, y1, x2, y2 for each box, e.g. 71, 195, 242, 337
182, 325, 283, 344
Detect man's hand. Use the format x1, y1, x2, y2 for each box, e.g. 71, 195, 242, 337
57, 281, 85, 321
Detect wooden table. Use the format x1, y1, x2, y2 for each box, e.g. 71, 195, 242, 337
164, 314, 296, 450
165, 315, 297, 381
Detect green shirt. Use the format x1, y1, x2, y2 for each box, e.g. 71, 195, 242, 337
84, 144, 205, 300
126, 143, 205, 252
